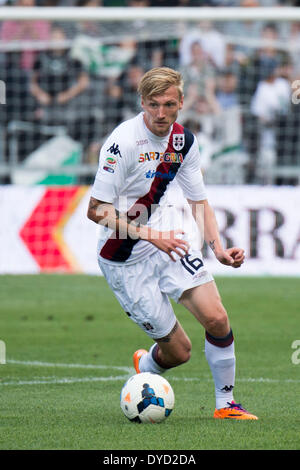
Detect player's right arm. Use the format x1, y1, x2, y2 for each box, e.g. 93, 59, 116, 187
87, 197, 189, 262
87, 197, 134, 236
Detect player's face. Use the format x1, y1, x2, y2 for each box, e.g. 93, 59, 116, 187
141, 86, 183, 137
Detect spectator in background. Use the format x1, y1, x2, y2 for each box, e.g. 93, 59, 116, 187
179, 40, 220, 163
216, 70, 239, 110
250, 59, 290, 126
0, 0, 51, 71
275, 52, 300, 173
29, 25, 95, 158
30, 25, 89, 114
102, 77, 124, 136
245, 59, 291, 183
117, 61, 145, 119
179, 20, 226, 70
102, 62, 144, 135
0, 0, 51, 124
223, 43, 245, 75
276, 56, 295, 85
181, 118, 214, 176
181, 41, 220, 115
196, 21, 226, 70
239, 22, 291, 106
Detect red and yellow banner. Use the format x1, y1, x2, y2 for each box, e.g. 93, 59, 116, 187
19, 186, 89, 272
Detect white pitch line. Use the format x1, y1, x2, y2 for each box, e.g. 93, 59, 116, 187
0, 375, 130, 386
1, 375, 300, 387
2, 359, 299, 387
6, 359, 132, 373
171, 376, 300, 384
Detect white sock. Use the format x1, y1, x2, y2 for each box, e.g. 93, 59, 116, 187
205, 330, 236, 409
139, 343, 167, 375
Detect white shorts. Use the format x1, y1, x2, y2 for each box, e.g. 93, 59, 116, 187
98, 249, 213, 339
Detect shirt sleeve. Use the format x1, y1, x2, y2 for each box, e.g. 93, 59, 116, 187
91, 129, 131, 204
176, 134, 207, 201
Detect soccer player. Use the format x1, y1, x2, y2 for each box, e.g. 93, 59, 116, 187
87, 67, 258, 420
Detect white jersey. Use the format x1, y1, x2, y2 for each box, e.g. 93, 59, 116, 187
91, 112, 207, 265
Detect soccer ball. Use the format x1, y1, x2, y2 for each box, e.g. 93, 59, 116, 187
120, 372, 175, 423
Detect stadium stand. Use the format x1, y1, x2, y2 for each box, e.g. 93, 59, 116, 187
0, 1, 299, 185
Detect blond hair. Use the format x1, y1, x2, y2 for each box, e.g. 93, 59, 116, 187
138, 67, 184, 100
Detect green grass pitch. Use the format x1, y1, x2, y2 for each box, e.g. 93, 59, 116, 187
0, 274, 299, 450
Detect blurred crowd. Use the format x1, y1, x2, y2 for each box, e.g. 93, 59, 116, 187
1, 0, 300, 185
2, 1, 300, 6
1, 0, 300, 7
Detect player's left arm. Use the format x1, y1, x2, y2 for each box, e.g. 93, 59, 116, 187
187, 198, 245, 269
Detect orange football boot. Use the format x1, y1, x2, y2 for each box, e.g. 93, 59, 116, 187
214, 401, 258, 420
132, 349, 148, 374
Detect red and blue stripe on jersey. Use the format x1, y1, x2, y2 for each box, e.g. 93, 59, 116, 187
100, 123, 194, 262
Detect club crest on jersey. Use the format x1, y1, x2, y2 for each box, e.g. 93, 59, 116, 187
173, 133, 184, 151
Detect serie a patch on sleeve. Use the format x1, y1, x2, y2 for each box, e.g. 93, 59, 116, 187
103, 156, 118, 173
